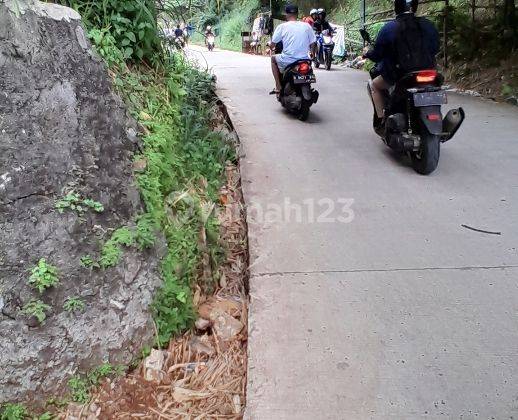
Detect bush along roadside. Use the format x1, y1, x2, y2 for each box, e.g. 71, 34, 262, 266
95, 47, 236, 346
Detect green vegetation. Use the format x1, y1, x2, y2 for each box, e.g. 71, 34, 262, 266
63, 296, 86, 313
69, 363, 124, 404
217, 0, 260, 51
22, 300, 51, 323
0, 404, 53, 420
55, 192, 104, 215
79, 255, 99, 269
99, 226, 136, 268
0, 403, 28, 420
68, 376, 90, 404
28, 259, 59, 294
55, 0, 161, 63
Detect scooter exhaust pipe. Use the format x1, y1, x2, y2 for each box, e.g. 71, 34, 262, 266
442, 107, 465, 142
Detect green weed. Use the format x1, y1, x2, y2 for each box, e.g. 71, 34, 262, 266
22, 300, 51, 323
63, 297, 86, 313
68, 363, 124, 404
55, 192, 104, 215
99, 227, 135, 268
55, 0, 161, 63
80, 255, 100, 269
28, 258, 59, 293
0, 403, 27, 420
68, 376, 90, 404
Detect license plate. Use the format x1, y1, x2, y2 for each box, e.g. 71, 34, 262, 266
294, 74, 316, 84
413, 91, 447, 107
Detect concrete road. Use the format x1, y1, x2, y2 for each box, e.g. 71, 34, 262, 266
194, 47, 518, 419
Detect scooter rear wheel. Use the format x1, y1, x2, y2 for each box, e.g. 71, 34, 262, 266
411, 133, 440, 175
298, 100, 311, 121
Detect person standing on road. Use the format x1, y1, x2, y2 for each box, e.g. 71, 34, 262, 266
363, 0, 439, 119
270, 4, 317, 96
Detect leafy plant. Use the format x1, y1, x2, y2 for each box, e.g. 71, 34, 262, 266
99, 227, 135, 268
88, 28, 125, 67
63, 297, 86, 313
80, 255, 100, 269
68, 376, 90, 404
22, 300, 51, 323
68, 363, 124, 404
0, 403, 27, 420
87, 363, 124, 385
28, 259, 59, 293
56, 0, 162, 63
55, 192, 104, 215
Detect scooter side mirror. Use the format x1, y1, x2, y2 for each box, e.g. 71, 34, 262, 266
359, 28, 372, 44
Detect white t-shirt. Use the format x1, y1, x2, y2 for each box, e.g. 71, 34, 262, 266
272, 21, 316, 63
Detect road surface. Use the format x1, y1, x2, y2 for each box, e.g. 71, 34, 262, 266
195, 47, 518, 419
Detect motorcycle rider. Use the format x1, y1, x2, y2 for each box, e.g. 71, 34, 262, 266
303, 9, 319, 26
363, 0, 439, 119
205, 25, 214, 45
313, 8, 332, 33
270, 4, 317, 96
174, 24, 184, 46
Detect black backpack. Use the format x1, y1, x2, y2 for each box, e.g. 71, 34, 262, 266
393, 15, 435, 77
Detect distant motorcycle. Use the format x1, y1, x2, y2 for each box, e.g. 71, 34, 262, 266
360, 28, 465, 174
314, 29, 335, 71
206, 34, 215, 51
276, 60, 319, 121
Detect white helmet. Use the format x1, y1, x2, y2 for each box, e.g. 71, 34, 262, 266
207, 25, 212, 30
310, 8, 318, 15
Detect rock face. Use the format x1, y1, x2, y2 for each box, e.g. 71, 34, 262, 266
0, 0, 162, 404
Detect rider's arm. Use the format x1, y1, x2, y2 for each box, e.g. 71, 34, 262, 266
423, 18, 440, 57
363, 22, 392, 62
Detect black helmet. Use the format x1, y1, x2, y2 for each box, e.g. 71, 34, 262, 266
285, 4, 299, 15
394, 0, 418, 15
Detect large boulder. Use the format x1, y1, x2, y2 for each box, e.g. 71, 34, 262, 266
0, 0, 162, 404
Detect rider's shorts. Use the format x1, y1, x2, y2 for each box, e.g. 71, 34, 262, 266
274, 54, 293, 73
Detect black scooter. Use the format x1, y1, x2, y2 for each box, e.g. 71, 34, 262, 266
360, 29, 465, 174
277, 59, 319, 121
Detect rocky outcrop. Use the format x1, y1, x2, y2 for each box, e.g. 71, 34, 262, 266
0, 0, 162, 404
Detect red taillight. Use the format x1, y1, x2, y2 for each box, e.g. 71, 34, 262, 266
426, 113, 441, 121
299, 62, 310, 75
416, 70, 437, 83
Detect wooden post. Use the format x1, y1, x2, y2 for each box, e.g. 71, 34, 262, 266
471, 0, 476, 58
361, 0, 367, 47
443, 0, 449, 68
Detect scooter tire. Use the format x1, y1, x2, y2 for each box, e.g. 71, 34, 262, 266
325, 52, 332, 70
298, 101, 311, 121
411, 133, 440, 175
